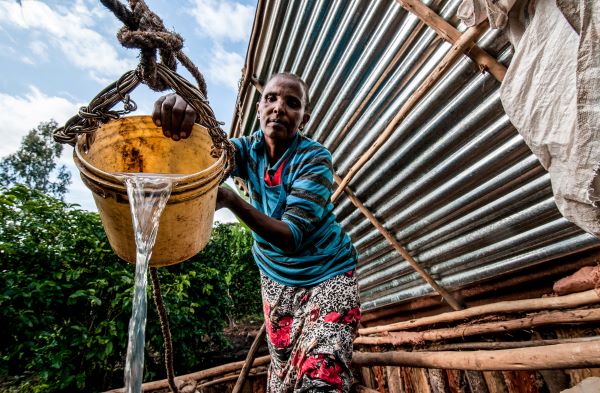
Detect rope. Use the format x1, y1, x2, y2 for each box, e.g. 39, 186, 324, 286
54, 0, 235, 178
150, 268, 178, 393
100, 0, 207, 95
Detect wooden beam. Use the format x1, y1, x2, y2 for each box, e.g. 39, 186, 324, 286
331, 21, 489, 202
395, 0, 506, 81
359, 289, 600, 335
426, 336, 600, 351
232, 322, 266, 393
198, 371, 267, 389
335, 174, 464, 311
354, 308, 600, 346
352, 340, 600, 370
102, 355, 271, 393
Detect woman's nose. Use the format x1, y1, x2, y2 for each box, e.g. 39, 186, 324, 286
272, 99, 285, 114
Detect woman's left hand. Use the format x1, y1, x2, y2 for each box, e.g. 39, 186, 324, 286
216, 187, 233, 210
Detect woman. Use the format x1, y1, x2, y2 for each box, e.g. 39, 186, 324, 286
153, 73, 360, 392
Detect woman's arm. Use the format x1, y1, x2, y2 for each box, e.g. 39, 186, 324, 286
217, 187, 295, 252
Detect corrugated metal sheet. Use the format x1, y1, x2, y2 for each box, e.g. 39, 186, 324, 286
231, 0, 600, 311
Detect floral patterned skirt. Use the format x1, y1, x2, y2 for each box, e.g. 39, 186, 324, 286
260, 270, 361, 393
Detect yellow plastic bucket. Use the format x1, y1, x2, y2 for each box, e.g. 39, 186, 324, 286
74, 115, 225, 267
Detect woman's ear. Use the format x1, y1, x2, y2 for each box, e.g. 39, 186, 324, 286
302, 113, 311, 125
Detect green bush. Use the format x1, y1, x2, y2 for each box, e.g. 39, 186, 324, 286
0, 185, 261, 392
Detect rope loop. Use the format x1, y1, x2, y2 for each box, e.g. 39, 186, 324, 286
55, 0, 233, 178
99, 0, 207, 95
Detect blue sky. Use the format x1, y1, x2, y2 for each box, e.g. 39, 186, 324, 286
0, 0, 256, 222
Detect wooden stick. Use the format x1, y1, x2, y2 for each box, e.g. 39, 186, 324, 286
335, 174, 464, 311
198, 371, 267, 389
425, 336, 600, 351
354, 308, 600, 346
231, 322, 267, 393
102, 355, 271, 393
394, 0, 506, 81
359, 289, 600, 335
331, 21, 489, 202
352, 340, 600, 370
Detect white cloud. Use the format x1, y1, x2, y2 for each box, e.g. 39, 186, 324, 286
207, 45, 244, 91
0, 86, 97, 209
0, 0, 136, 79
0, 86, 81, 158
29, 40, 49, 60
190, 0, 253, 42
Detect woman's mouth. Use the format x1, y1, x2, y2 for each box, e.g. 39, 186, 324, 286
268, 119, 287, 128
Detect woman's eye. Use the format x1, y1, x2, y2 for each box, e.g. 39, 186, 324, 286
265, 94, 276, 102
287, 98, 301, 108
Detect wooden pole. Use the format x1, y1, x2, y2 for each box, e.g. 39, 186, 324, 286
331, 21, 490, 202
352, 340, 600, 370
354, 308, 600, 346
197, 371, 267, 389
358, 289, 600, 335
394, 0, 506, 81
426, 336, 600, 351
335, 174, 464, 311
231, 322, 266, 393
102, 355, 271, 393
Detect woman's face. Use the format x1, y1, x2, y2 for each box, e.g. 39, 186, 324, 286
256, 75, 310, 144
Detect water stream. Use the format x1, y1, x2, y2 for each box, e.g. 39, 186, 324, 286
120, 173, 183, 393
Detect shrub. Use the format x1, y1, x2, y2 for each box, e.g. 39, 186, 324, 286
0, 185, 261, 392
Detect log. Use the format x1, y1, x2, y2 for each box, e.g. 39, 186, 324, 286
554, 266, 600, 295
482, 372, 508, 393
464, 371, 489, 393
428, 368, 449, 393
446, 370, 468, 393
197, 371, 267, 389
386, 366, 403, 393
102, 355, 271, 393
358, 289, 600, 335
426, 336, 600, 351
352, 340, 600, 370
355, 308, 600, 346
232, 322, 266, 393
411, 368, 432, 393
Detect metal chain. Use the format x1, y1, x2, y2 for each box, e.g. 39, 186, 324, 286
53, 70, 140, 145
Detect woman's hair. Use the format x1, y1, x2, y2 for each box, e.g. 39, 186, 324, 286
266, 72, 311, 113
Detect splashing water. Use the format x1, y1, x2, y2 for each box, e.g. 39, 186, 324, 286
120, 173, 183, 393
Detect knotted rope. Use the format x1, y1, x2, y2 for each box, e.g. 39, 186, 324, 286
54, 0, 235, 178
101, 0, 207, 95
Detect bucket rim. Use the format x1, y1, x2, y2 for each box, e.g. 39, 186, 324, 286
74, 151, 224, 200
74, 115, 227, 188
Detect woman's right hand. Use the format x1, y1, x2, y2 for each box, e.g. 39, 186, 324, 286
152, 93, 197, 141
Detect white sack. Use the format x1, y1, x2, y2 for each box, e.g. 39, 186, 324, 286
457, 0, 518, 29
500, 0, 600, 237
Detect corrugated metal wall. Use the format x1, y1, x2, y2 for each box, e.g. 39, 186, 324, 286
232, 0, 600, 312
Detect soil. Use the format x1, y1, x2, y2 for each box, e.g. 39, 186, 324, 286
201, 320, 269, 369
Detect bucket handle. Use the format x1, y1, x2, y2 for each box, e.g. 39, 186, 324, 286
54, 64, 235, 178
